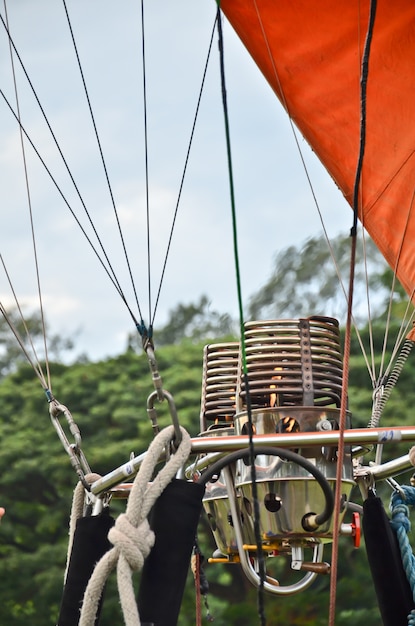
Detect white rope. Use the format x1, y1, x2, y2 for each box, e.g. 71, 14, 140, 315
79, 424, 192, 626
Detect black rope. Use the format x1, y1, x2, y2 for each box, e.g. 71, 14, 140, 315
351, 0, 377, 235
216, 5, 266, 624
198, 446, 334, 526
330, 3, 377, 623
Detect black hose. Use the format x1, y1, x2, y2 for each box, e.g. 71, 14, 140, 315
198, 446, 334, 529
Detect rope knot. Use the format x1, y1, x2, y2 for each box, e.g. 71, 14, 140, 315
79, 425, 192, 626
109, 513, 155, 571
390, 503, 411, 534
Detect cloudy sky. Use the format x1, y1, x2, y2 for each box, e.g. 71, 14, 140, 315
0, 1, 353, 363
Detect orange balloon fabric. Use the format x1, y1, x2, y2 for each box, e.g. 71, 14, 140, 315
220, 0, 415, 298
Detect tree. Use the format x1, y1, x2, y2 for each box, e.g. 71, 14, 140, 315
247, 233, 387, 323
0, 308, 75, 378
0, 334, 406, 625
0, 261, 413, 623
127, 295, 236, 349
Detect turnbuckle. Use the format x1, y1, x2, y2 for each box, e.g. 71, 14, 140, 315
49, 397, 92, 489
145, 342, 164, 402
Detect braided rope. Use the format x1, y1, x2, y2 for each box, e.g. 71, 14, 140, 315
390, 485, 415, 625
79, 425, 191, 626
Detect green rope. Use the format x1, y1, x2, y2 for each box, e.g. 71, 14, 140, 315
216, 15, 246, 368
216, 7, 266, 624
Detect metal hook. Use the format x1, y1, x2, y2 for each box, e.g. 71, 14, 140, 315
385, 476, 406, 500
147, 389, 182, 450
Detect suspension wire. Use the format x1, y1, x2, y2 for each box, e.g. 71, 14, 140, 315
151, 17, 218, 327
1, 6, 235, 348
61, 0, 143, 324
360, 231, 376, 382
377, 189, 415, 385
391, 292, 415, 359
140, 0, 152, 329
368, 178, 415, 437
251, 0, 377, 388
329, 242, 357, 625
370, 337, 414, 429
2, 0, 52, 391
0, 256, 48, 390
0, 91, 140, 329
385, 299, 415, 372
329, 2, 377, 624
0, 301, 47, 387
361, 161, 415, 391
0, 14, 140, 329
349, 10, 415, 400
216, 7, 266, 625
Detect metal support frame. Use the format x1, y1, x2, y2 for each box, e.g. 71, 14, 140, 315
89, 426, 415, 496
222, 466, 324, 596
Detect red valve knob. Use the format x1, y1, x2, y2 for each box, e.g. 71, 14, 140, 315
351, 512, 361, 548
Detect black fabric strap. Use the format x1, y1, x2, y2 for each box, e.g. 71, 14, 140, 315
137, 479, 205, 626
57, 509, 115, 626
363, 491, 414, 625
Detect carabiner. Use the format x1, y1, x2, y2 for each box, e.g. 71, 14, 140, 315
49, 398, 92, 489
147, 389, 182, 451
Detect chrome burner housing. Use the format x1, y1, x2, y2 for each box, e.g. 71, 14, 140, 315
200, 425, 257, 555
200, 317, 353, 555
234, 407, 353, 540
237, 317, 343, 411
200, 342, 239, 432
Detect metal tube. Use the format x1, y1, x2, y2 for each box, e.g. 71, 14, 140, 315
90, 451, 149, 495
89, 426, 415, 497
191, 426, 415, 452
366, 454, 413, 481
223, 466, 321, 595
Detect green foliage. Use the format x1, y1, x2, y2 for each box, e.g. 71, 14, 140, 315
247, 234, 387, 322
1, 266, 415, 624
0, 308, 76, 379
0, 343, 210, 625
0, 333, 398, 626
131, 295, 236, 347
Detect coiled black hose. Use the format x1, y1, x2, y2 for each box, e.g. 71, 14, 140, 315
198, 446, 334, 530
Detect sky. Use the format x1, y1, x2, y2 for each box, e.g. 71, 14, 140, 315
0, 0, 353, 363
